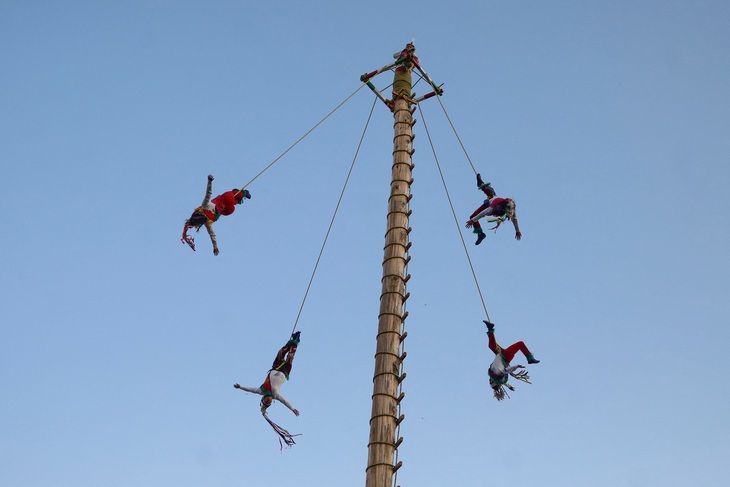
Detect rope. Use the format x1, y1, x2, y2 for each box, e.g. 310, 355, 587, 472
416, 103, 491, 322
434, 94, 478, 176
288, 95, 378, 336
238, 83, 367, 192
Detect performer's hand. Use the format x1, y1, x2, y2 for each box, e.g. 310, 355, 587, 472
515, 231, 522, 241
233, 383, 241, 389
465, 220, 474, 229
208, 174, 214, 181
293, 409, 300, 417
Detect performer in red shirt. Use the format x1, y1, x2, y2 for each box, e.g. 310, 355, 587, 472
181, 174, 250, 255
466, 173, 522, 245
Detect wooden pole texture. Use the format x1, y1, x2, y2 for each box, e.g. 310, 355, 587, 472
365, 76, 414, 487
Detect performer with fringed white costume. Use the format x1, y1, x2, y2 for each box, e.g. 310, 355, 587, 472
484, 321, 540, 401
234, 332, 301, 448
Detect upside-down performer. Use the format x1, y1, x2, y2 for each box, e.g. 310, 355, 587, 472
234, 332, 301, 448
465, 173, 522, 245
484, 321, 539, 401
181, 174, 251, 255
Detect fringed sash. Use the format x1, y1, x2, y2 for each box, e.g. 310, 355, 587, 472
262, 411, 301, 450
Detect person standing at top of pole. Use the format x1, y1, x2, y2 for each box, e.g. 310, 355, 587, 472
392, 40, 419, 98
465, 173, 522, 245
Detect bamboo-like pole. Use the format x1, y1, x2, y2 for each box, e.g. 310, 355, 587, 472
365, 65, 414, 487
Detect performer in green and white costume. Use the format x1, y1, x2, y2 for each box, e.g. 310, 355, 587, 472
485, 321, 539, 401
234, 332, 300, 416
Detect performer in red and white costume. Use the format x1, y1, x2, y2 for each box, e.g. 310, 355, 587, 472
465, 173, 522, 245
484, 321, 539, 401
234, 332, 300, 416
234, 333, 301, 448
181, 174, 251, 255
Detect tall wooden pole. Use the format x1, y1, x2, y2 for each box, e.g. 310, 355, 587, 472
365, 56, 415, 487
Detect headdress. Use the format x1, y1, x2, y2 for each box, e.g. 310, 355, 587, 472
491, 368, 532, 401
487, 200, 516, 230
234, 189, 251, 202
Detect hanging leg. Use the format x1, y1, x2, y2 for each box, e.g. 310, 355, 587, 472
475, 228, 486, 245
468, 203, 489, 245
501, 341, 538, 364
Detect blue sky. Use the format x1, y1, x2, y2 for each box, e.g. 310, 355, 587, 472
2, 1, 729, 486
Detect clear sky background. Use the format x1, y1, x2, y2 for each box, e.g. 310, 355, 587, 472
2, 1, 729, 486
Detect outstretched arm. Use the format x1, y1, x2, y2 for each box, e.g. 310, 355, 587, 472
273, 392, 299, 416
471, 206, 492, 223
470, 202, 490, 221
204, 222, 219, 255
233, 383, 263, 395
505, 364, 525, 374
202, 174, 214, 206
511, 211, 522, 240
